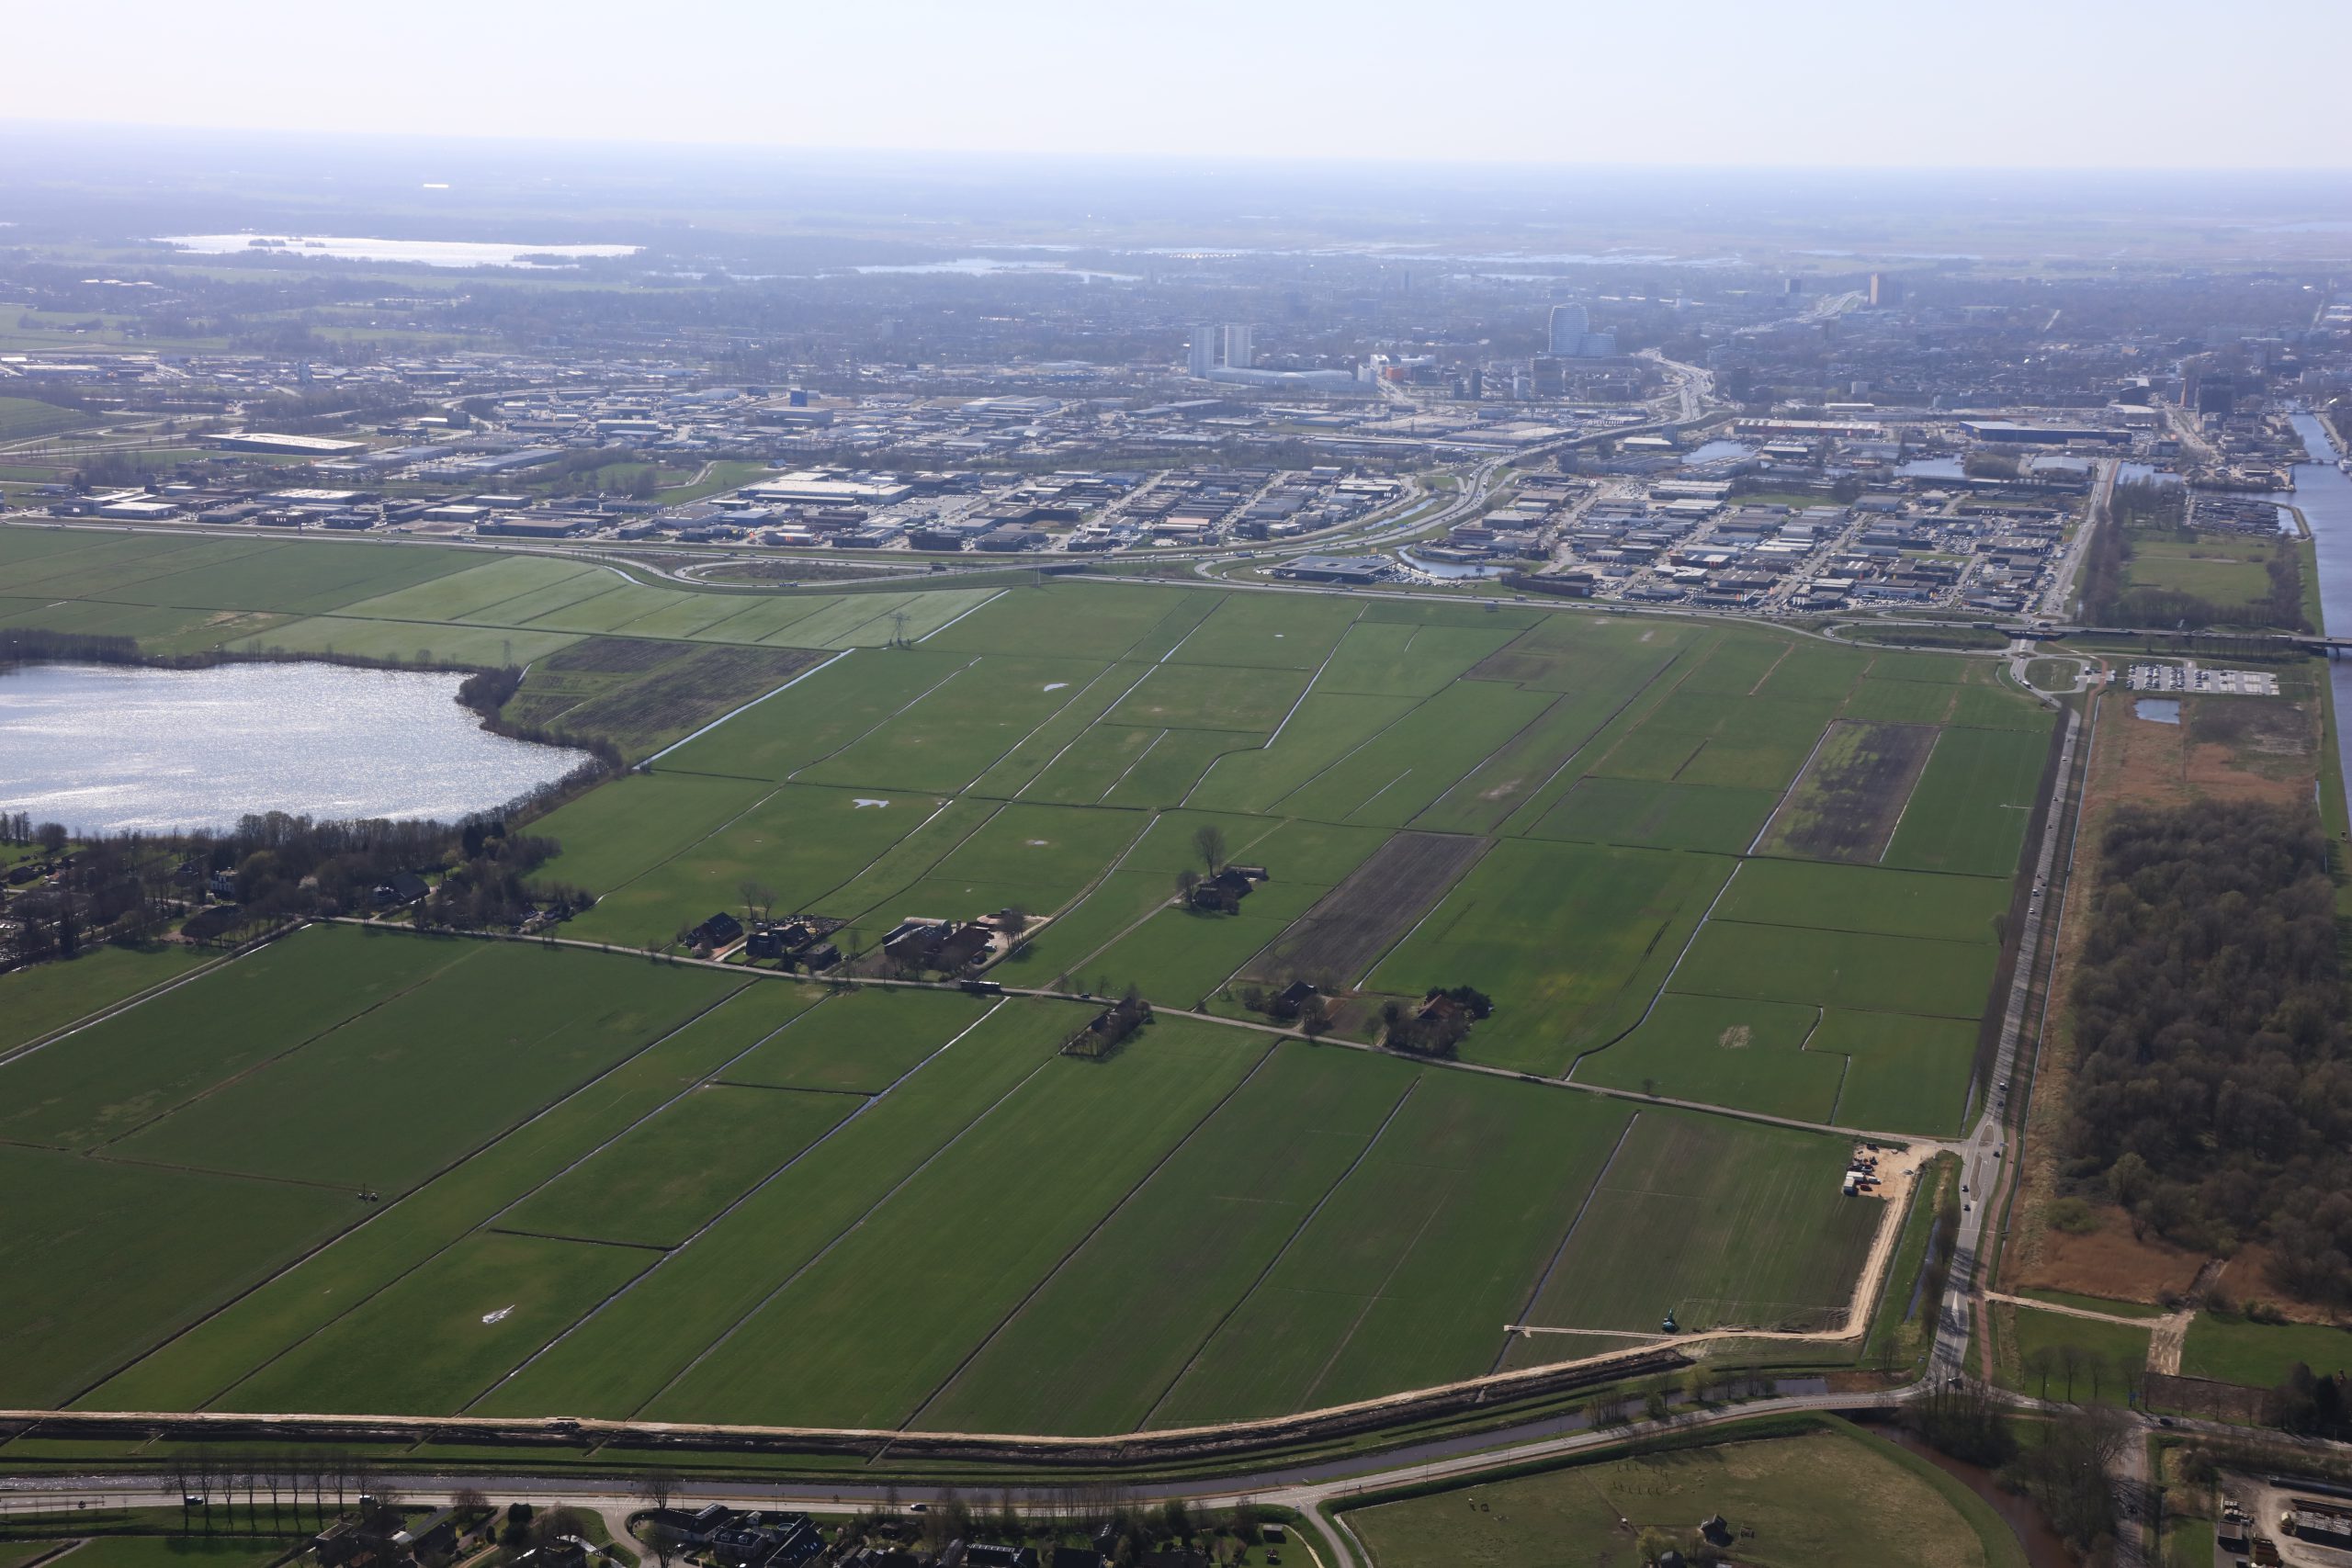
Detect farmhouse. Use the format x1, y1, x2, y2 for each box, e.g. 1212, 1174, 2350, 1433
1189, 864, 1266, 914
374, 872, 430, 906
688, 910, 745, 950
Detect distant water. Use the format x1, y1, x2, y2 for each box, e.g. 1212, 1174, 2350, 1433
2286, 412, 2352, 793
848, 257, 1139, 280
158, 234, 639, 268
0, 662, 590, 835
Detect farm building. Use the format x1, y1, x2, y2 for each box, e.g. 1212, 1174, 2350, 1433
689, 910, 745, 950
1189, 864, 1267, 914
881, 917, 995, 972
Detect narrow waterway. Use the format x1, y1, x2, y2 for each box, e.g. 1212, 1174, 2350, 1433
2285, 412, 2352, 789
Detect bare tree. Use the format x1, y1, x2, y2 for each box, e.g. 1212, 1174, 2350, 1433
1192, 824, 1227, 874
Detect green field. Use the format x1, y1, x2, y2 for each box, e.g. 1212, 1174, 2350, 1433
1345, 1422, 2019, 1568
2180, 1314, 2352, 1388
1524, 1113, 1881, 1333
1998, 1304, 2151, 1400
1, 558, 2065, 1433
0, 942, 214, 1055
2123, 534, 2277, 610
0, 395, 89, 439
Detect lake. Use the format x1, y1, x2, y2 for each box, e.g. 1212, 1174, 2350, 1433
0, 662, 592, 835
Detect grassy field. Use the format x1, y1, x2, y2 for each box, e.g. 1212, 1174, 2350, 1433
2180, 1314, 2352, 1388
2123, 534, 2277, 609
0, 942, 214, 1055
5, 565, 2064, 1431
0, 395, 90, 439
1525, 1113, 1883, 1334
1999, 1304, 2152, 1401
1344, 1421, 2018, 1568
1370, 840, 1735, 1076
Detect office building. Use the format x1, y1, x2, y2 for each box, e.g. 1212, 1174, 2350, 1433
1188, 324, 1216, 378
1547, 304, 1589, 356
1869, 273, 1903, 308
1224, 323, 1253, 370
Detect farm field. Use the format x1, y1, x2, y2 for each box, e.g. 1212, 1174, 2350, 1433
1, 561, 2064, 1431
1524, 1113, 1883, 1334
0, 941, 213, 1055
1343, 1423, 2016, 1568
2179, 1314, 2352, 1389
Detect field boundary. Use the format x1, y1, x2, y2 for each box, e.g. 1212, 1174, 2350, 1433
0, 942, 254, 1070
631, 1018, 1063, 1416
1137, 1075, 1425, 1430
82, 937, 491, 1156
1490, 1108, 1641, 1373
466, 998, 1015, 1414
639, 648, 850, 765
895, 1035, 1285, 1434
64, 969, 760, 1412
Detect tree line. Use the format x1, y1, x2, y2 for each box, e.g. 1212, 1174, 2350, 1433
4, 801, 600, 971
2064, 798, 2352, 1302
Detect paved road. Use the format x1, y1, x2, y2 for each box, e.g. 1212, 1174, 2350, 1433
1930, 701, 2082, 1388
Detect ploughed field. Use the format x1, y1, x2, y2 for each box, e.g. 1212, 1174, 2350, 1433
0, 533, 2059, 1433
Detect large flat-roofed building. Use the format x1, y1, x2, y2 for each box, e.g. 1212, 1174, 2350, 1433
1272, 554, 1394, 585
1961, 421, 2132, 445
210, 431, 368, 457
739, 471, 915, 506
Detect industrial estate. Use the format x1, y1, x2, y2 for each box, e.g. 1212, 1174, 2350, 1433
5, 120, 2352, 1568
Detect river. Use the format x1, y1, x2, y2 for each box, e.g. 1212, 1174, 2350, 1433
0, 661, 591, 835
2286, 412, 2352, 788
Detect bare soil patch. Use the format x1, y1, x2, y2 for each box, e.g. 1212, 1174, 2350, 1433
1240, 831, 1492, 987
1757, 719, 1939, 862
543, 636, 682, 675
2010, 1203, 2207, 1304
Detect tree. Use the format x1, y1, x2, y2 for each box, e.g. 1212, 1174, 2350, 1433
739, 880, 776, 925
635, 1469, 678, 1513
34, 821, 67, 855
1193, 824, 1227, 874
1176, 868, 1202, 901
1298, 992, 1331, 1039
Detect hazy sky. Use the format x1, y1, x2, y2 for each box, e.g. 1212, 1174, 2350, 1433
10, 0, 2345, 169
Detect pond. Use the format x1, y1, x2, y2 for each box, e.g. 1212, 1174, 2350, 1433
2135, 697, 2183, 725
0, 661, 592, 835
